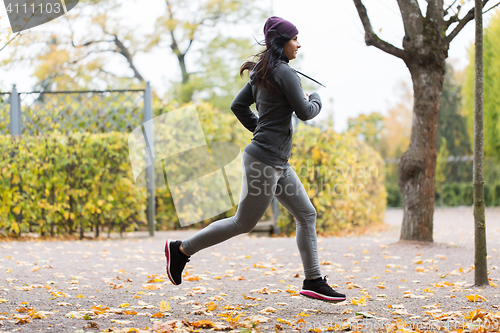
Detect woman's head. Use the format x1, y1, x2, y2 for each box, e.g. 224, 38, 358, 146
240, 17, 300, 89
263, 16, 298, 48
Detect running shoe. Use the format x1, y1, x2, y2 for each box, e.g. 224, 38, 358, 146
300, 276, 346, 303
165, 239, 190, 285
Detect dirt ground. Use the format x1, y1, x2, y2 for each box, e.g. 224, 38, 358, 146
1, 207, 500, 332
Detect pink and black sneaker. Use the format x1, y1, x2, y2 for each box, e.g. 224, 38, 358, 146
165, 239, 190, 285
300, 276, 346, 303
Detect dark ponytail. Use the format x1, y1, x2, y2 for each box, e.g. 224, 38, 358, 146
240, 32, 292, 90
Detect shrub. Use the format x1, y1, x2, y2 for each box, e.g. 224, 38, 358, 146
278, 124, 387, 235
495, 184, 500, 206
386, 182, 403, 207
0, 132, 147, 237
461, 183, 474, 206
485, 184, 493, 207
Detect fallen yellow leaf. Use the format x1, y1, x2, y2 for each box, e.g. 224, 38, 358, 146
466, 294, 488, 302
160, 300, 170, 312
206, 302, 217, 311
351, 296, 367, 306
123, 310, 137, 315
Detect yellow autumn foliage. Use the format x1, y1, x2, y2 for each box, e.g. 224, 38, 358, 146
278, 124, 386, 235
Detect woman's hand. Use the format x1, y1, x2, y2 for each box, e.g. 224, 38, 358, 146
305, 92, 310, 98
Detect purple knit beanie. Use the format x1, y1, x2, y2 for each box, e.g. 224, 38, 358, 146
263, 16, 299, 46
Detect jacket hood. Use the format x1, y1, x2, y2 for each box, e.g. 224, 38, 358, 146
249, 59, 289, 85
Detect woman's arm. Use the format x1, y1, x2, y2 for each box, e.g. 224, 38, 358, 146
230, 82, 258, 132
274, 65, 322, 121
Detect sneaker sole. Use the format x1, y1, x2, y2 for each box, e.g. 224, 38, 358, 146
165, 240, 180, 286
300, 290, 346, 303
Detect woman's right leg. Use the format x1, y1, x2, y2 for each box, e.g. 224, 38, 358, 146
181, 152, 280, 256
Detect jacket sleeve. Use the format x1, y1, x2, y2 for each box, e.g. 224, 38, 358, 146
273, 65, 322, 121
230, 82, 258, 132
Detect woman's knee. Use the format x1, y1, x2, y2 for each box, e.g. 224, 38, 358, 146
296, 206, 317, 226
233, 217, 260, 234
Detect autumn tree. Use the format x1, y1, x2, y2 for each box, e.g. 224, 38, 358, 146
1, 0, 262, 101
353, 0, 499, 242
347, 112, 385, 152
145, 0, 263, 103
1, 0, 148, 91
170, 35, 255, 110
347, 82, 412, 177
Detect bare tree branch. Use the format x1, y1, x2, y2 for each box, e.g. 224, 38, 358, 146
445, 0, 459, 14
0, 32, 23, 53
426, 0, 444, 24
112, 35, 144, 82
71, 38, 115, 48
353, 0, 408, 61
446, 0, 490, 44
184, 38, 194, 54
165, 0, 190, 83
445, 14, 460, 30
67, 49, 116, 65
483, 1, 500, 14
396, 0, 424, 38
98, 68, 122, 78
164, 0, 181, 57
68, 25, 145, 82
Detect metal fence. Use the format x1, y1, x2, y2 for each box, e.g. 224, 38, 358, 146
0, 83, 156, 235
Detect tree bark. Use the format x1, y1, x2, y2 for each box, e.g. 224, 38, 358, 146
473, 0, 488, 286
399, 63, 445, 241
177, 52, 189, 84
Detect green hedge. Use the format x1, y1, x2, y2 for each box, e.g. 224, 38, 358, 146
386, 181, 500, 207
386, 183, 403, 208
436, 182, 500, 207
0, 131, 147, 237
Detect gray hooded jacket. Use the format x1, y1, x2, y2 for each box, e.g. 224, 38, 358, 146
230, 60, 322, 168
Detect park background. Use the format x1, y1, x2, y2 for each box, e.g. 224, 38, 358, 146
1, 0, 500, 237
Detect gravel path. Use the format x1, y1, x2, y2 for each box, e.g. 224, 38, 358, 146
1, 207, 500, 332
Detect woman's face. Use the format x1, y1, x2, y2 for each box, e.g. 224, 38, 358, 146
283, 35, 301, 61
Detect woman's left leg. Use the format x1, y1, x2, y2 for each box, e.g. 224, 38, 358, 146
274, 166, 347, 302
274, 166, 321, 280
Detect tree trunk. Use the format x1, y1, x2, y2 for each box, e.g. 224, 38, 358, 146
473, 0, 488, 286
178, 53, 189, 84
399, 62, 446, 242
95, 218, 100, 238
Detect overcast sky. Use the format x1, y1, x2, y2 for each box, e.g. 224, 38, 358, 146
0, 0, 498, 132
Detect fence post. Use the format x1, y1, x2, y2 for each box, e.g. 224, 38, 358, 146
10, 84, 21, 136
144, 82, 155, 236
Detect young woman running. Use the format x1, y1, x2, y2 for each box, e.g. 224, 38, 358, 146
165, 16, 346, 303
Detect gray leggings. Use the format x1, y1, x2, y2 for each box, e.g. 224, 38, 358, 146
181, 151, 321, 280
